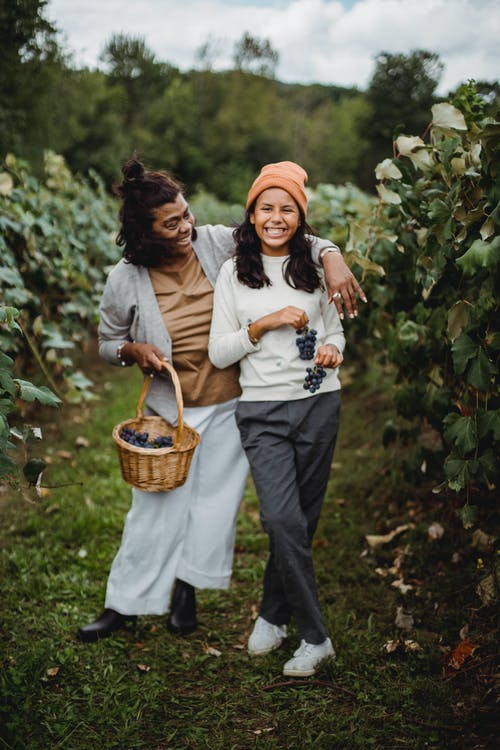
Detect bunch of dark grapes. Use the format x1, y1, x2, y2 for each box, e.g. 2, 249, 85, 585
295, 327, 317, 360
303, 366, 327, 394
120, 427, 173, 449
295, 326, 327, 393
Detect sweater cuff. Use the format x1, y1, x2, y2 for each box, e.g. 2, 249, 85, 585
241, 326, 261, 353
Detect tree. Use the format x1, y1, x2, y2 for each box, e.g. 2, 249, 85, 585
100, 34, 177, 127
233, 32, 279, 78
0, 0, 67, 163
194, 35, 224, 72
363, 50, 443, 185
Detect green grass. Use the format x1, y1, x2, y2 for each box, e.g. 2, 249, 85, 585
0, 357, 497, 750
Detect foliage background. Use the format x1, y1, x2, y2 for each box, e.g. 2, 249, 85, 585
0, 3, 498, 747
1, 2, 499, 201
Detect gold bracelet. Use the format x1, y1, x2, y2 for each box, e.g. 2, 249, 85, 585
247, 325, 259, 346
319, 246, 342, 261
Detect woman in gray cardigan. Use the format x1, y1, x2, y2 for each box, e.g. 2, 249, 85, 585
77, 158, 364, 642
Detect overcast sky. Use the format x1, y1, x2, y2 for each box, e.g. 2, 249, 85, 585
47, 0, 499, 94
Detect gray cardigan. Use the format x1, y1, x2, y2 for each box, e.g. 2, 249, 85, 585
98, 224, 334, 423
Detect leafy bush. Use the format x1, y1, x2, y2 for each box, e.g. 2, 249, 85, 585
361, 84, 499, 516
0, 151, 119, 402
0, 306, 61, 484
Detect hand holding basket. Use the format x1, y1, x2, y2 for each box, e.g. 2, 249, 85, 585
112, 360, 200, 492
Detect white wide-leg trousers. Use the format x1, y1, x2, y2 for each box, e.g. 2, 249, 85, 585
105, 397, 249, 616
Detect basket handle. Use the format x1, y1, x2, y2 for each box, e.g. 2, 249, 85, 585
135, 360, 184, 444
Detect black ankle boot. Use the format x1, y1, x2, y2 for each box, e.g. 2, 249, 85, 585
77, 608, 137, 643
167, 580, 197, 635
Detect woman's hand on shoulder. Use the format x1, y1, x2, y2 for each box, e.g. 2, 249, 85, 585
322, 252, 367, 319
125, 342, 166, 374
315, 344, 343, 369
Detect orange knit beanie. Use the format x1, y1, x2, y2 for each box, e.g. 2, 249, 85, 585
245, 161, 308, 216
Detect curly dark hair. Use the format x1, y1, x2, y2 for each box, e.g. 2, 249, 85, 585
233, 209, 322, 292
113, 158, 196, 267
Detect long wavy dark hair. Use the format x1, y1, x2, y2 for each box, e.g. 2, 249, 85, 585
233, 207, 322, 292
113, 158, 196, 267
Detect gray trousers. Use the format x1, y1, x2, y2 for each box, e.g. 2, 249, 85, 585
236, 390, 341, 644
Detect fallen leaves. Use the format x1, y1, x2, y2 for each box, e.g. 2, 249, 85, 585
383, 639, 421, 654
395, 606, 414, 632
391, 579, 413, 595
365, 524, 414, 549
471, 528, 496, 552
444, 640, 480, 675
476, 574, 496, 605
427, 522, 444, 542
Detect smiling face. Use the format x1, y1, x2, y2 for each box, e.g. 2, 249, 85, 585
249, 187, 301, 256
150, 193, 195, 262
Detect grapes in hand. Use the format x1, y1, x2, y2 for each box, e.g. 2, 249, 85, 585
295, 327, 317, 360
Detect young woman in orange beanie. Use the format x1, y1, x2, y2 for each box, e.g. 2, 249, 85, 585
209, 161, 345, 677
78, 158, 360, 645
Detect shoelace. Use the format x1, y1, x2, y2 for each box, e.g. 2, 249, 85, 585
295, 641, 317, 656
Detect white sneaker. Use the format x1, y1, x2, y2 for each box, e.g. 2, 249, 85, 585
283, 638, 335, 677
248, 616, 288, 655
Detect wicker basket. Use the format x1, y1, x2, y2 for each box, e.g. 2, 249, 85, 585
112, 360, 200, 492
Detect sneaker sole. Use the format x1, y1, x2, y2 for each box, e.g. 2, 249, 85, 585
282, 650, 335, 677
248, 640, 284, 656
283, 666, 316, 677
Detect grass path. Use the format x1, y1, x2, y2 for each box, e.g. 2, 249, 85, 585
0, 358, 495, 749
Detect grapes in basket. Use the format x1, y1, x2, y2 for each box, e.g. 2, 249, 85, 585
120, 427, 173, 449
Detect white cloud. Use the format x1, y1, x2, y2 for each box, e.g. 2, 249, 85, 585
48, 0, 499, 93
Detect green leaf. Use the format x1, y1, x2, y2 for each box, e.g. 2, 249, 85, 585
428, 199, 451, 224
22, 458, 47, 485
447, 301, 470, 342
0, 306, 22, 332
477, 410, 500, 440
347, 252, 386, 277
444, 457, 468, 492
14, 380, 61, 406
397, 320, 425, 347
456, 236, 500, 275
443, 413, 478, 453
0, 351, 15, 368
0, 268, 23, 286
65, 371, 94, 391
0, 370, 16, 396
456, 503, 477, 529
452, 333, 477, 375
467, 348, 496, 391
478, 449, 498, 481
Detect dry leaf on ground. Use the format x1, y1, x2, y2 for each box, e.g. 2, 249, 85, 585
365, 524, 414, 549
444, 640, 479, 673
427, 522, 444, 541
395, 606, 414, 632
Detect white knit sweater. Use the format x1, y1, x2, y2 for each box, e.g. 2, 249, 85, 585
209, 255, 345, 402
